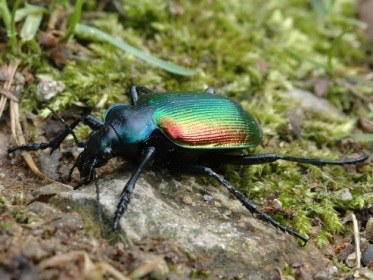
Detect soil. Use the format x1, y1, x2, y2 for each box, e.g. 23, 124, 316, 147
0, 120, 207, 280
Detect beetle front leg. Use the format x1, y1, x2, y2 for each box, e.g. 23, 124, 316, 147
113, 146, 156, 230
8, 115, 104, 155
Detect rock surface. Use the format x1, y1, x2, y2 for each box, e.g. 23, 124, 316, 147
34, 167, 331, 279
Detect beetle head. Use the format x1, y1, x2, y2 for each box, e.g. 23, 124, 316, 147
76, 125, 118, 184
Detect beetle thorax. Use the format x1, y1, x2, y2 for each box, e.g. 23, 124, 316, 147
104, 105, 156, 145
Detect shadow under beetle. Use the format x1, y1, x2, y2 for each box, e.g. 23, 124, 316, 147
8, 85, 368, 244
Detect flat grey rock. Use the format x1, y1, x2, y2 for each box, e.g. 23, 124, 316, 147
34, 168, 331, 278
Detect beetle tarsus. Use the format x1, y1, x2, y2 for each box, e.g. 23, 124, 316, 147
113, 191, 130, 231
8, 142, 50, 153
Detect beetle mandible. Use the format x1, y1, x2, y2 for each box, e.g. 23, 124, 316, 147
8, 85, 368, 244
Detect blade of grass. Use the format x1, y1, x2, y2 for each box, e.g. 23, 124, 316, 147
0, 0, 11, 30
328, 16, 367, 29
65, 0, 82, 40
75, 23, 197, 76
326, 29, 350, 76
9, 0, 22, 54
350, 134, 373, 142
324, 0, 335, 14
15, 4, 46, 22
20, 6, 43, 42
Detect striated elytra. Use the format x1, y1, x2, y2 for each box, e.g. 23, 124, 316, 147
8, 85, 368, 244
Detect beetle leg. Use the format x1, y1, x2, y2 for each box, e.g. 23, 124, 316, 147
130, 85, 154, 105
113, 146, 156, 230
210, 153, 368, 166
168, 163, 309, 244
8, 115, 104, 155
204, 87, 216, 94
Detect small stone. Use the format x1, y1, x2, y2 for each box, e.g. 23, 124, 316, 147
336, 243, 354, 262
340, 188, 353, 201
36, 79, 65, 101
314, 265, 339, 280
365, 218, 373, 241
346, 252, 357, 268
183, 196, 193, 205
362, 243, 373, 266
203, 195, 213, 202
214, 201, 222, 207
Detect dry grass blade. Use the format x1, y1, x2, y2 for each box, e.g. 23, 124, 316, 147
351, 213, 361, 268
38, 250, 129, 280
128, 256, 165, 279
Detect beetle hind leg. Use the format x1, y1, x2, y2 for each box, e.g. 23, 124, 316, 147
212, 153, 368, 166
168, 163, 309, 244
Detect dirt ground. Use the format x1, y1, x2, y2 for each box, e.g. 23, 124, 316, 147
0, 118, 213, 280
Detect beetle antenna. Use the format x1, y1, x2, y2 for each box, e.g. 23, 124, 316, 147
47, 106, 80, 148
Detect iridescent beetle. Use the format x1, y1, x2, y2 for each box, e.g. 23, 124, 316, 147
8, 85, 368, 243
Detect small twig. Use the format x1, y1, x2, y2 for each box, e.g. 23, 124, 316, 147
128, 257, 164, 279
273, 267, 285, 280
351, 213, 361, 268
38, 250, 129, 280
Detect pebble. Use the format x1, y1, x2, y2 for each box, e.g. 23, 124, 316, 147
183, 196, 193, 205
365, 218, 373, 241
362, 243, 373, 267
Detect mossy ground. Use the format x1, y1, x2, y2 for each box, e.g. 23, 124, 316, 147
2, 0, 373, 277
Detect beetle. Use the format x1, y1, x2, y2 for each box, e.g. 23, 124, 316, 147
8, 85, 368, 244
